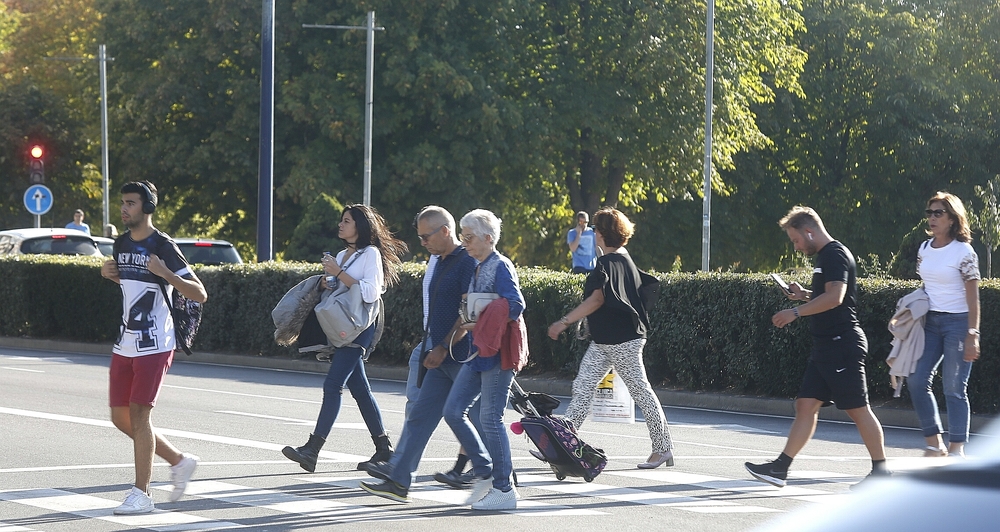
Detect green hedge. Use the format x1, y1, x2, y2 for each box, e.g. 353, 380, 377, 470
2, 256, 997, 414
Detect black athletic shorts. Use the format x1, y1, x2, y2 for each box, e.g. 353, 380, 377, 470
798, 326, 869, 410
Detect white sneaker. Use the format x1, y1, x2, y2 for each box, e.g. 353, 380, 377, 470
471, 487, 517, 510
113, 486, 154, 515
464, 475, 493, 504
168, 454, 199, 502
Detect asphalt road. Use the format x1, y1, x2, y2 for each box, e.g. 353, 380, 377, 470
0, 346, 972, 532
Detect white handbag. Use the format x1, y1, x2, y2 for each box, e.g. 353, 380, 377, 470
460, 292, 500, 324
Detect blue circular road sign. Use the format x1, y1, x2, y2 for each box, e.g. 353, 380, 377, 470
24, 184, 54, 216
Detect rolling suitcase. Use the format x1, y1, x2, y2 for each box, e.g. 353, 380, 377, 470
509, 379, 607, 482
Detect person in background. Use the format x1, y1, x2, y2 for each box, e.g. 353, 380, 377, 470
567, 211, 597, 274
910, 192, 980, 458
100, 180, 207, 514
281, 204, 408, 473
548, 207, 673, 469
745, 206, 890, 489
66, 209, 90, 233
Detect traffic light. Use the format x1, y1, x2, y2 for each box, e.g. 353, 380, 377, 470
28, 144, 45, 184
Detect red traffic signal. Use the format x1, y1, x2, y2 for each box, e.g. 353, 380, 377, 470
28, 144, 45, 184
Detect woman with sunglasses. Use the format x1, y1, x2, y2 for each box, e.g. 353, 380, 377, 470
911, 192, 980, 457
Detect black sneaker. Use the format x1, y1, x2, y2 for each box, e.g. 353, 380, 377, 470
744, 460, 788, 488
361, 460, 393, 481
849, 469, 893, 491
360, 479, 410, 503
434, 469, 475, 489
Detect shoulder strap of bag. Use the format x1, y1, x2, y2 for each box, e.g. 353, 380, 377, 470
157, 281, 193, 356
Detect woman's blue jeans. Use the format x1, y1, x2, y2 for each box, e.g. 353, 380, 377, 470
443, 362, 515, 491
313, 325, 385, 440
910, 312, 974, 443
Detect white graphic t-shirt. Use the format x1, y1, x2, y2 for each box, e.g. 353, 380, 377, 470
112, 230, 193, 357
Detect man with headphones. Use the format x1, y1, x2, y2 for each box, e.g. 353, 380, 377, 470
100, 180, 208, 514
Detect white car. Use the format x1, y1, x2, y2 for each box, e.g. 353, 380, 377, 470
0, 228, 102, 257
174, 238, 243, 265
92, 236, 114, 256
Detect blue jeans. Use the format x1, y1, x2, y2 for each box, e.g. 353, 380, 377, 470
910, 312, 974, 443
388, 362, 465, 489
443, 362, 515, 491
388, 342, 426, 466
313, 325, 385, 440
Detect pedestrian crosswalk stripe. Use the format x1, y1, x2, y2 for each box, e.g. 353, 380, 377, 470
0, 523, 40, 531
152, 479, 426, 523
514, 473, 778, 513
607, 470, 851, 504
310, 475, 606, 515
0, 488, 243, 530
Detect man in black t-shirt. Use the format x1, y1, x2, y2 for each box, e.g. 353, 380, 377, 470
745, 206, 891, 490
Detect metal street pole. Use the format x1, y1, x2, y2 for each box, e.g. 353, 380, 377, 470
304, 10, 384, 206
99, 45, 111, 231
45, 46, 114, 231
701, 0, 715, 272
257, 0, 275, 262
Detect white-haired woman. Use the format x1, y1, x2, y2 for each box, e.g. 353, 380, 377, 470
442, 209, 527, 510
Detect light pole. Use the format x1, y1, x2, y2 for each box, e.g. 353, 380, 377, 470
304, 11, 384, 206
701, 0, 715, 272
257, 0, 275, 262
46, 45, 114, 231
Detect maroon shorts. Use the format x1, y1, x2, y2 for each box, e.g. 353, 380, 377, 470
109, 351, 174, 407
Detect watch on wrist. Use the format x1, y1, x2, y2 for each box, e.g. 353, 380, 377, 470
968, 328, 980, 336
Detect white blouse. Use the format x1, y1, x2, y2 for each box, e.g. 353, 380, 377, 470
917, 239, 980, 313
333, 246, 385, 304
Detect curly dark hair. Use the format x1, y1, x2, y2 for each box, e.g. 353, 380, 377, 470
342, 204, 408, 287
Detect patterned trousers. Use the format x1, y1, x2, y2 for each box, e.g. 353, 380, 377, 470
564, 338, 673, 453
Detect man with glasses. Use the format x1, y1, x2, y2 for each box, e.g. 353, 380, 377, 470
359, 206, 478, 499
745, 206, 891, 490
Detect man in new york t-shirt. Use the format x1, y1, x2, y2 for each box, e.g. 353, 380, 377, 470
100, 180, 208, 515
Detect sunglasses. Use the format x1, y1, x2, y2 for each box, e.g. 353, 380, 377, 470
925, 209, 948, 219
417, 225, 444, 242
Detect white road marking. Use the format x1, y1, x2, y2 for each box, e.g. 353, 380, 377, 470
0, 406, 368, 463
151, 479, 425, 524
215, 410, 368, 430
0, 523, 39, 531
0, 488, 243, 530
514, 473, 779, 513
312, 475, 606, 516
0, 367, 44, 373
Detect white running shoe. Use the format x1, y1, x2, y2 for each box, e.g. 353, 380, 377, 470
113, 486, 154, 515
464, 475, 493, 504
168, 454, 199, 502
471, 487, 517, 510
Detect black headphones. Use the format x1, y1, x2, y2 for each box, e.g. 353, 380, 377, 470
136, 182, 157, 214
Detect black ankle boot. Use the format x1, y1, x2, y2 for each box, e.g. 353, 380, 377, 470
282, 433, 325, 473
357, 434, 393, 471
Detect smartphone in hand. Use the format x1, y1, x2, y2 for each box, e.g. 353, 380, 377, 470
770, 273, 791, 296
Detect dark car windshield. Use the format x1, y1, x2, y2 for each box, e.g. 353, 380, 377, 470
177, 243, 242, 265
21, 235, 99, 255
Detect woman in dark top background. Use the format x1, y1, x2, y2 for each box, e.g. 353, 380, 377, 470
548, 208, 674, 469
